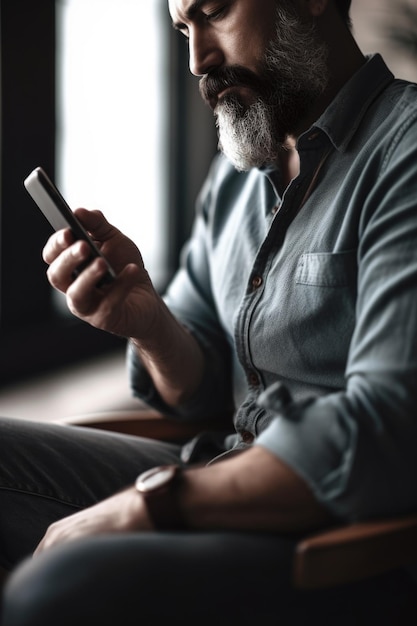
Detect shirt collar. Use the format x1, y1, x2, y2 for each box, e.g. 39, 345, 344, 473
260, 54, 395, 190
311, 54, 395, 152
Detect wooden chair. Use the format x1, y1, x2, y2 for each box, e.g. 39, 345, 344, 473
62, 406, 417, 591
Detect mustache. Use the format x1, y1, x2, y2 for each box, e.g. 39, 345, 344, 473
199, 66, 270, 108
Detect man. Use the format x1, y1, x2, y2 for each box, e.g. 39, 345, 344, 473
1, 0, 417, 623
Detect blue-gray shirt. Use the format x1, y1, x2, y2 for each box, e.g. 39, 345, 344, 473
129, 55, 417, 522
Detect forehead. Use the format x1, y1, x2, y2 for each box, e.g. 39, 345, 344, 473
168, 0, 282, 27
168, 0, 207, 23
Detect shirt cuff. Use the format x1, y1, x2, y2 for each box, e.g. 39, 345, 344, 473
255, 387, 416, 522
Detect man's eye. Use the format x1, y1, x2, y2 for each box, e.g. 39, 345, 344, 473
204, 5, 227, 22
176, 25, 189, 40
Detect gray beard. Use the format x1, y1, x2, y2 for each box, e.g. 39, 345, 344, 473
215, 97, 277, 173
215, 6, 329, 172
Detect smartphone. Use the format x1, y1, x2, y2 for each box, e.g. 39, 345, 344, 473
24, 166, 116, 285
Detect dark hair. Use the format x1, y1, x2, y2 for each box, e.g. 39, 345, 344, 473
334, 0, 352, 25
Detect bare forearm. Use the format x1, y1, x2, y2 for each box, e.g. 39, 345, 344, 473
180, 447, 334, 533
130, 299, 205, 408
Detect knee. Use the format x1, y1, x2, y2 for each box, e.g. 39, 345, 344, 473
2, 558, 53, 625
1, 547, 93, 626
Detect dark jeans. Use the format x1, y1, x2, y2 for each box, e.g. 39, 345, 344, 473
0, 416, 182, 570
0, 417, 416, 625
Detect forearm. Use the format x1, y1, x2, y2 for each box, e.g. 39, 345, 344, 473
178, 446, 334, 533
130, 299, 205, 408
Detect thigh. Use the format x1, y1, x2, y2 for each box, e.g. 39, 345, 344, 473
1, 531, 298, 626
3, 532, 416, 626
0, 416, 182, 568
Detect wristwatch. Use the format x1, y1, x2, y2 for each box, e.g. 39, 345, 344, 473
135, 464, 185, 530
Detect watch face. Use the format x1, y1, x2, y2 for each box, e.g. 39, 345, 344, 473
136, 465, 178, 493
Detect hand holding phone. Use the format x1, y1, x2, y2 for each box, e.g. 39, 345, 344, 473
24, 166, 116, 286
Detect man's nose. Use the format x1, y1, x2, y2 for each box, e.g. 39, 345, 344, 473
188, 28, 224, 76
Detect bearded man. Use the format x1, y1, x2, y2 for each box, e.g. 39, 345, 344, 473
1, 1, 417, 624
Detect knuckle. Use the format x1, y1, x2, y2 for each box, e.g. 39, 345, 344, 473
92, 208, 105, 219
43, 236, 59, 264
66, 290, 84, 315
46, 264, 61, 289
66, 282, 97, 318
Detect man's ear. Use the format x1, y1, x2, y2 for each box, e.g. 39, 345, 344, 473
305, 0, 330, 17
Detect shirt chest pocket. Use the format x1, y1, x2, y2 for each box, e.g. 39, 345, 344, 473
252, 249, 358, 384
295, 250, 357, 287
245, 248, 359, 388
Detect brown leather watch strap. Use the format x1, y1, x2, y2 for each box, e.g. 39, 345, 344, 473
135, 465, 186, 530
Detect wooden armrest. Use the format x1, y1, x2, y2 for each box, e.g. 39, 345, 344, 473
59, 408, 233, 442
293, 513, 417, 589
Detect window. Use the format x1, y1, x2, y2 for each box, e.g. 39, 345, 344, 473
0, 0, 170, 383
56, 0, 169, 287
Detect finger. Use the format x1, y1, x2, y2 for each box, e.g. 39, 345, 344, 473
65, 256, 120, 317
42, 228, 75, 264
73, 208, 118, 242
32, 534, 47, 557
67, 263, 142, 332
46, 240, 94, 293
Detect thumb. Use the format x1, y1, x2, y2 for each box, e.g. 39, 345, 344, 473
73, 208, 119, 242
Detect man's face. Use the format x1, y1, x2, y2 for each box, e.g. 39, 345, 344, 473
169, 0, 329, 171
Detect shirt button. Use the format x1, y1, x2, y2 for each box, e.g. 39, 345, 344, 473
241, 431, 255, 444
248, 371, 260, 386
272, 203, 281, 215
251, 275, 263, 290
